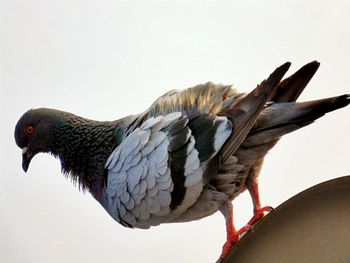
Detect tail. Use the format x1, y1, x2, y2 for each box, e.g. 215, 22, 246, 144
283, 95, 350, 125
219, 61, 349, 163
244, 94, 350, 147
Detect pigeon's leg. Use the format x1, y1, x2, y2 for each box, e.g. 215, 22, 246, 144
246, 177, 273, 226
219, 201, 250, 259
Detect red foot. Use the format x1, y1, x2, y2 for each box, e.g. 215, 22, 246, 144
219, 201, 271, 260
220, 224, 250, 259
220, 234, 238, 259
247, 205, 274, 226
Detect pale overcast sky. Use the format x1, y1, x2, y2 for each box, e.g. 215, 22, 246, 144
1, 1, 350, 263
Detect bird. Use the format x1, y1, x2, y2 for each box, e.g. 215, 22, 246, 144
14, 61, 350, 261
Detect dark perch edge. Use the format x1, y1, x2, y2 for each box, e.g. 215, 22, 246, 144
220, 175, 350, 263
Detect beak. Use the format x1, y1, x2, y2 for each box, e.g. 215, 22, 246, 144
22, 147, 33, 172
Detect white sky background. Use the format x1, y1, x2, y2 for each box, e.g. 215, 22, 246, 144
1, 1, 350, 262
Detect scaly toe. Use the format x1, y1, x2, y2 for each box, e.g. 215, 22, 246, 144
220, 234, 239, 259
247, 205, 274, 226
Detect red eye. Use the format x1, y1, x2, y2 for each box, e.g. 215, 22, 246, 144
25, 125, 35, 135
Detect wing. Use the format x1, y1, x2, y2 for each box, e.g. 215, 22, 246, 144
104, 112, 232, 228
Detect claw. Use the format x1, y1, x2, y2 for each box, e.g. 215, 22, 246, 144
247, 205, 274, 226
220, 223, 251, 258
220, 234, 238, 259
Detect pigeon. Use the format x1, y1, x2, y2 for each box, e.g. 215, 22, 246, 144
14, 61, 350, 260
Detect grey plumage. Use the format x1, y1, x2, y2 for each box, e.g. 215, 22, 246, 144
14, 61, 350, 258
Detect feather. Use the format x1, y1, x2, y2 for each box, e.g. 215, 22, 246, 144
127, 165, 143, 193
147, 185, 159, 198
158, 176, 173, 190
219, 62, 291, 164
147, 198, 161, 214
158, 190, 172, 207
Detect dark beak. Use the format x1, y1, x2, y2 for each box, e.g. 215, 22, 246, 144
22, 147, 33, 172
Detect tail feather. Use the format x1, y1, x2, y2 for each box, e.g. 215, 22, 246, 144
219, 62, 291, 164
246, 94, 350, 146
272, 61, 320, 103
294, 94, 350, 120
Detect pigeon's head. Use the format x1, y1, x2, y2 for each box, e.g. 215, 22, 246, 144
14, 108, 63, 172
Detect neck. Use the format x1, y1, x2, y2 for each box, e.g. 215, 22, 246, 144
49, 113, 125, 191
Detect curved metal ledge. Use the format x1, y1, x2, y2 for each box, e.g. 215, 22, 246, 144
222, 176, 350, 263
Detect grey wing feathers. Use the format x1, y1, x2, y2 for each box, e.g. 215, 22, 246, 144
105, 113, 180, 227
167, 114, 232, 218
104, 111, 232, 228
